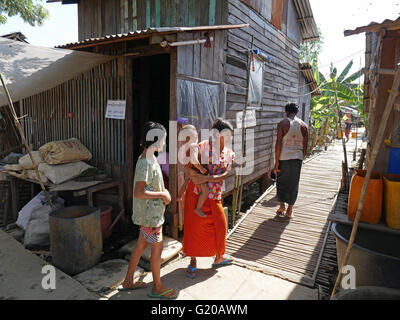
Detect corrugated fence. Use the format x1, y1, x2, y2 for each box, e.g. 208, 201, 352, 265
22, 59, 127, 168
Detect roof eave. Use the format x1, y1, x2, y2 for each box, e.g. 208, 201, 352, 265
57, 24, 249, 50
293, 0, 320, 43
344, 17, 400, 37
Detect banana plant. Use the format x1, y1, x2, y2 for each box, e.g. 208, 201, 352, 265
310, 60, 365, 140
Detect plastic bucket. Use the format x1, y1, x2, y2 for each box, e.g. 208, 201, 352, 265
49, 206, 102, 276
383, 174, 400, 229
348, 170, 383, 224
332, 223, 400, 289
100, 206, 113, 238
333, 287, 400, 300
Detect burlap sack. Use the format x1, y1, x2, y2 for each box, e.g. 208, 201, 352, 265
39, 138, 92, 165
18, 151, 43, 169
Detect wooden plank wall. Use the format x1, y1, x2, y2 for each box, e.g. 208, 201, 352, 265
78, 0, 226, 40
176, 30, 226, 81
21, 58, 127, 180
223, 0, 302, 192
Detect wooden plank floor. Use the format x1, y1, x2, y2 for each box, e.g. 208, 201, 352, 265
226, 142, 352, 287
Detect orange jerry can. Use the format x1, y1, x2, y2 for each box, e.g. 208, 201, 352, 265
348, 170, 383, 224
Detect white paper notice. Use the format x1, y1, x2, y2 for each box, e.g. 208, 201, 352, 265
105, 100, 126, 120
236, 110, 257, 128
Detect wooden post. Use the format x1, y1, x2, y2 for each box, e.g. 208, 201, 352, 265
330, 66, 400, 299
0, 72, 54, 210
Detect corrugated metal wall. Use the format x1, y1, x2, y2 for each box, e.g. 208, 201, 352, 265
22, 59, 127, 168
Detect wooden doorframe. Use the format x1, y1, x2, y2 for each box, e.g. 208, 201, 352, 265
125, 56, 134, 200
125, 45, 178, 239
169, 47, 178, 239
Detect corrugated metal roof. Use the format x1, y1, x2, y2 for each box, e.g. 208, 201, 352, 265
57, 24, 249, 49
300, 62, 321, 97
344, 16, 400, 36
293, 0, 320, 42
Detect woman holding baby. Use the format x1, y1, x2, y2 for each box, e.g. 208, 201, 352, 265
180, 118, 235, 279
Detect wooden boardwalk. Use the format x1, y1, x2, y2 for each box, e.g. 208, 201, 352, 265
226, 142, 350, 288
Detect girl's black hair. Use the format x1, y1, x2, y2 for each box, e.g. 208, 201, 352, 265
211, 118, 234, 132
140, 122, 167, 149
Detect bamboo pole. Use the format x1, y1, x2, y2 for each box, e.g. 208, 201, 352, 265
0, 72, 54, 209
330, 66, 400, 299
237, 36, 255, 217
332, 78, 349, 190
232, 36, 254, 223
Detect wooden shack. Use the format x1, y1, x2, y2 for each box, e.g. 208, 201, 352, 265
345, 18, 400, 172
23, 0, 319, 237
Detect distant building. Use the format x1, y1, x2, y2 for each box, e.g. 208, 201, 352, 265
1, 32, 28, 43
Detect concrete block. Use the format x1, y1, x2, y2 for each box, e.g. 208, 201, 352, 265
73, 259, 144, 293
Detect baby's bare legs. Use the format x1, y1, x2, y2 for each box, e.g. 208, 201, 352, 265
195, 183, 208, 218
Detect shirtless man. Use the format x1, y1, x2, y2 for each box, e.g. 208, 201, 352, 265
273, 103, 308, 220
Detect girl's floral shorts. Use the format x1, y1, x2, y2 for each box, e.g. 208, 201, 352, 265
140, 226, 163, 244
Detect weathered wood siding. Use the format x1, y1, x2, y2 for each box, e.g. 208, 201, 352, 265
176, 30, 226, 81
223, 0, 302, 191
173, 1, 303, 194
78, 0, 227, 40
22, 58, 127, 178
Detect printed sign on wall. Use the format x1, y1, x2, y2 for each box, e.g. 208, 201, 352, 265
105, 100, 126, 120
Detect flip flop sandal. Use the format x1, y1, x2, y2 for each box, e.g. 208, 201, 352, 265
212, 258, 233, 267
148, 289, 178, 300
185, 265, 197, 279
117, 280, 147, 292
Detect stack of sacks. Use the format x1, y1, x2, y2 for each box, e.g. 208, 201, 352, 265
38, 138, 93, 184
6, 138, 93, 185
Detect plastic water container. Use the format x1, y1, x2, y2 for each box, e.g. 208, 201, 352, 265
49, 206, 102, 276
388, 147, 400, 174
383, 174, 400, 230
348, 170, 383, 224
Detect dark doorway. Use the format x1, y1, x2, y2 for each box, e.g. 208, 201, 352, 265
132, 54, 170, 161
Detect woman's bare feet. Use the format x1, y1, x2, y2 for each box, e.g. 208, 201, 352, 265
276, 203, 286, 217
186, 258, 197, 278
151, 284, 178, 299
286, 206, 294, 219
213, 255, 233, 265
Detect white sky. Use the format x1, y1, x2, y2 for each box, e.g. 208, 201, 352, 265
0, 2, 78, 48
0, 1, 399, 78
310, 0, 400, 77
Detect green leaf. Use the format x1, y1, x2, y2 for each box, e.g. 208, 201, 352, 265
337, 60, 353, 83
344, 69, 363, 84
